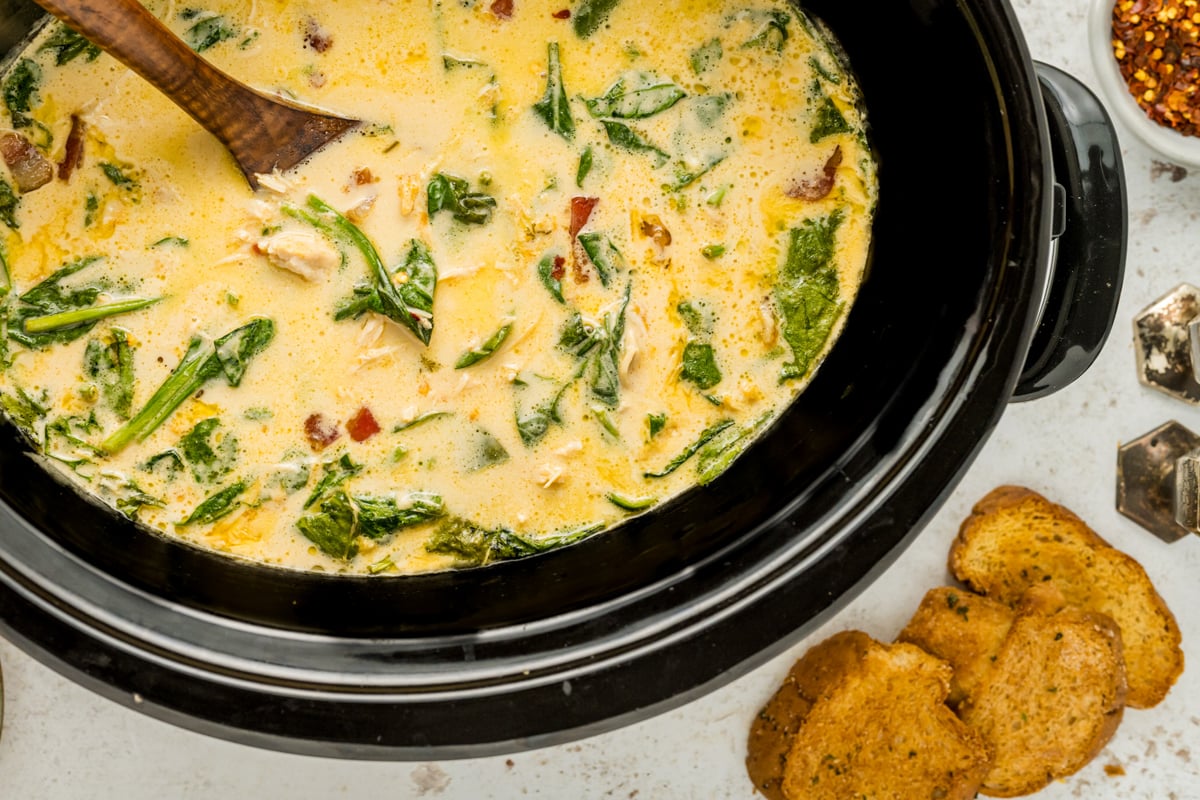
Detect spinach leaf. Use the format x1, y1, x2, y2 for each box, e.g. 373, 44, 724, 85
0, 179, 19, 229
577, 233, 625, 286
3, 59, 41, 130
393, 411, 450, 432
112, 478, 163, 521
584, 72, 685, 119
83, 328, 134, 419
455, 321, 512, 369
690, 38, 723, 74
353, 492, 445, 540
558, 312, 600, 357
576, 146, 594, 187
554, 284, 630, 408
214, 314, 276, 386
304, 453, 362, 509
537, 253, 566, 304
676, 300, 712, 337
694, 413, 771, 485
665, 155, 725, 191
601, 120, 667, 164
296, 489, 357, 559
39, 24, 102, 65
17, 255, 103, 312
142, 449, 185, 480
266, 455, 310, 495
470, 429, 510, 471
693, 93, 731, 127
427, 516, 602, 566
299, 489, 445, 560
516, 405, 553, 446
83, 192, 99, 227
680, 342, 722, 389
533, 42, 575, 139
607, 492, 656, 512
44, 412, 103, 456
647, 412, 667, 438
179, 417, 238, 484
180, 481, 246, 526
101, 318, 275, 453
776, 211, 844, 381
181, 11, 238, 52
739, 9, 790, 52
427, 172, 497, 225
592, 406, 620, 438
0, 385, 47, 429
9, 257, 154, 349
810, 95, 851, 143
393, 240, 438, 341
298, 196, 437, 345
572, 0, 624, 38
99, 162, 138, 188
644, 419, 734, 478
588, 282, 630, 407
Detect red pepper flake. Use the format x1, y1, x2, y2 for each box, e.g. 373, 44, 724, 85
570, 196, 599, 239
785, 145, 843, 201
550, 255, 566, 281
0, 132, 52, 193
1112, 0, 1200, 137
346, 407, 381, 442
552, 8, 571, 18
490, 0, 514, 19
304, 413, 341, 450
58, 114, 85, 181
303, 17, 333, 52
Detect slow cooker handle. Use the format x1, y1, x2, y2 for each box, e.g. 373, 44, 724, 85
1012, 62, 1127, 402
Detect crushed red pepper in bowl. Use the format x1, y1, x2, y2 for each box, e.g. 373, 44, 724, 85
1111, 0, 1200, 137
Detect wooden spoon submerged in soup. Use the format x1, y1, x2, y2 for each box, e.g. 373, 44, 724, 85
0, 0, 876, 573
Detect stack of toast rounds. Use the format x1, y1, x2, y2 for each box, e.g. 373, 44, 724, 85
746, 486, 1184, 799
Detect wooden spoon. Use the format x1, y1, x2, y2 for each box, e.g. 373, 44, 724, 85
32, 0, 360, 188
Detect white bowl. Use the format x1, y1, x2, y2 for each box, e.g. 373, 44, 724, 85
1090, 0, 1200, 166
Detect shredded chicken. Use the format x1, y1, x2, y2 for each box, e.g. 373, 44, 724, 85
254, 229, 340, 281
554, 440, 583, 458
759, 296, 779, 347
345, 191, 377, 223
536, 463, 565, 489
254, 169, 296, 195
620, 307, 647, 382
353, 345, 398, 372
398, 176, 420, 216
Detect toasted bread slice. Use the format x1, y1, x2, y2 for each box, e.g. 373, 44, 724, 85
746, 631, 873, 800
950, 485, 1183, 708
755, 632, 991, 800
898, 587, 1016, 706
901, 584, 1127, 797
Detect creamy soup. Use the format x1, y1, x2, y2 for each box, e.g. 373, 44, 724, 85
0, 0, 876, 573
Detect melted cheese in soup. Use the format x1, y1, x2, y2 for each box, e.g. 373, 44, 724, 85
0, 0, 876, 573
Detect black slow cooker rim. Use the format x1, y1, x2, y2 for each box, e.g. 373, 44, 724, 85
0, 0, 1053, 757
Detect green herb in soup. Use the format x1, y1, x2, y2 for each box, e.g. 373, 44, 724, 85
0, 0, 875, 574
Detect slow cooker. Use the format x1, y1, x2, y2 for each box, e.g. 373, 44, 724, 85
0, 0, 1126, 758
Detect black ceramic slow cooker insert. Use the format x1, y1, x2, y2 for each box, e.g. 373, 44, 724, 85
0, 0, 1127, 758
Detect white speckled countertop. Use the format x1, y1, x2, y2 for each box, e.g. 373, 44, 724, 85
1, 0, 1198, 797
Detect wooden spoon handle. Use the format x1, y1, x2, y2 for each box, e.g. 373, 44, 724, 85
33, 0, 271, 137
